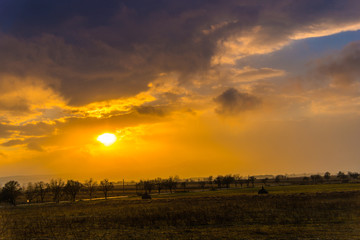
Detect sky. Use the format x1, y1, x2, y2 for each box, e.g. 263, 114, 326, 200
1, 0, 360, 180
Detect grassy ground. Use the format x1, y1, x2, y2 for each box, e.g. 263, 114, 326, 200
1, 183, 360, 239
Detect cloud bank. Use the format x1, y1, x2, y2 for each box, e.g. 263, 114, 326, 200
1, 0, 360, 107
1, 0, 360, 177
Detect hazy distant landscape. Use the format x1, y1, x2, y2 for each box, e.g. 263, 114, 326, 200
0, 172, 360, 239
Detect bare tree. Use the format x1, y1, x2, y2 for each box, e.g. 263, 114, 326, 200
135, 182, 142, 195
25, 182, 36, 203
154, 178, 164, 194
310, 174, 322, 184
208, 176, 213, 188
0, 181, 22, 206
143, 180, 154, 194
248, 176, 256, 187
214, 176, 224, 188
348, 172, 359, 180
223, 175, 235, 188
238, 179, 245, 188
199, 181, 206, 191
303, 176, 310, 184
64, 180, 82, 202
166, 176, 178, 193
324, 172, 331, 182
48, 179, 65, 203
181, 181, 187, 192
100, 179, 114, 200
233, 175, 242, 187
246, 179, 250, 187
337, 171, 348, 182
35, 181, 48, 203
173, 176, 180, 192
275, 175, 283, 185
84, 178, 98, 200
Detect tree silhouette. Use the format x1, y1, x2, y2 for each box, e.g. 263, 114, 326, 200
324, 172, 331, 182
348, 172, 359, 179
238, 179, 244, 188
234, 175, 242, 187
223, 175, 235, 188
84, 178, 98, 200
214, 176, 224, 188
143, 180, 154, 194
25, 182, 36, 203
248, 176, 256, 187
275, 175, 283, 184
303, 176, 310, 184
35, 181, 48, 203
337, 171, 348, 182
199, 181, 206, 191
135, 182, 141, 194
48, 179, 65, 203
0, 181, 22, 206
246, 178, 250, 188
154, 178, 164, 194
100, 179, 114, 200
310, 175, 322, 184
166, 176, 178, 193
64, 180, 82, 202
181, 182, 187, 192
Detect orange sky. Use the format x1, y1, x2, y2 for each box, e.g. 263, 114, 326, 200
1, 1, 360, 180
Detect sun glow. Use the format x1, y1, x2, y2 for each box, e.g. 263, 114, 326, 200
97, 133, 117, 146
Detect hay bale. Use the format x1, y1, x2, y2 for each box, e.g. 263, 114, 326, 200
258, 186, 268, 194
141, 193, 152, 199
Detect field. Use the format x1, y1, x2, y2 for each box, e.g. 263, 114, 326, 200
1, 183, 360, 239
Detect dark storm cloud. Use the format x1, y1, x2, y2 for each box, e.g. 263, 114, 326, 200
17, 122, 56, 136
134, 105, 168, 116
316, 41, 360, 86
1, 0, 360, 105
0, 121, 55, 139
1, 139, 24, 147
0, 123, 14, 139
214, 88, 260, 115
0, 124, 12, 138
0, 97, 30, 113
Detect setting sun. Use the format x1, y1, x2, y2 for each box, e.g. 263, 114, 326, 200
97, 133, 117, 146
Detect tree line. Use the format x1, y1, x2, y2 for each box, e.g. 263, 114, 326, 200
135, 175, 259, 194
302, 171, 359, 184
0, 178, 114, 206
0, 171, 358, 206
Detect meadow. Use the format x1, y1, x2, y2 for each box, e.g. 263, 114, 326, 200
1, 183, 359, 239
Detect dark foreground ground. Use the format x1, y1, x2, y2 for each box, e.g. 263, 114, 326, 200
1, 184, 360, 240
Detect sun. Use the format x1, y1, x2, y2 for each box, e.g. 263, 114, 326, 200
97, 133, 117, 146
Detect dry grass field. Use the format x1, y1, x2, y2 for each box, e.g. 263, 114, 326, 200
1, 183, 360, 239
